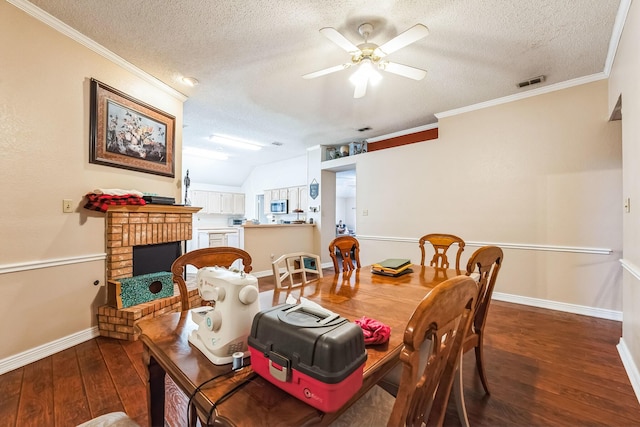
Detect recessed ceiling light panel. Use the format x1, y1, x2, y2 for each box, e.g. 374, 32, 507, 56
209, 134, 262, 150
181, 76, 199, 87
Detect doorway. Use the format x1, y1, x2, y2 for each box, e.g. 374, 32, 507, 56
336, 169, 356, 236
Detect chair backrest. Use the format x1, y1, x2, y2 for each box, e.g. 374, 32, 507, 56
171, 247, 252, 311
271, 252, 323, 288
388, 275, 477, 427
465, 245, 503, 333
328, 235, 361, 272
419, 233, 465, 271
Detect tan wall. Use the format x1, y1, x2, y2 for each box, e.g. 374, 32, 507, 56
355, 80, 622, 311
609, 0, 640, 383
0, 2, 184, 360
242, 225, 316, 273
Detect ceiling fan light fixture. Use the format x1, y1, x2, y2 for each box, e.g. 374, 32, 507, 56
210, 134, 262, 151
349, 58, 382, 87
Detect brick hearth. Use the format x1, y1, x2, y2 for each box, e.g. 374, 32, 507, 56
98, 205, 202, 340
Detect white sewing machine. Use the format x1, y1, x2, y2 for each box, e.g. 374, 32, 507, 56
189, 266, 260, 365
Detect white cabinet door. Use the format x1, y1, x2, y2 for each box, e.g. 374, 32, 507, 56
264, 189, 272, 214
191, 190, 209, 213
288, 186, 299, 211
220, 193, 234, 214
233, 193, 245, 215
298, 185, 308, 212
207, 192, 222, 213
279, 188, 288, 200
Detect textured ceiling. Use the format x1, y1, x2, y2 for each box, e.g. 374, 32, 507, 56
25, 0, 621, 186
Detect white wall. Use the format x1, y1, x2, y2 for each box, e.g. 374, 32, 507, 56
336, 197, 356, 233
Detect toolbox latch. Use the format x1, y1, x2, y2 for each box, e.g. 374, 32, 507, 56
268, 351, 291, 382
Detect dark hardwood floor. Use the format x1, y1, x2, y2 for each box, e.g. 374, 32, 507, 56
1, 272, 639, 426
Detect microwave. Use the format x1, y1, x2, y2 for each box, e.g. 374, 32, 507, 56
270, 199, 288, 214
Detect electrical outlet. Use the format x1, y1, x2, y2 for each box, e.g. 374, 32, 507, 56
624, 197, 631, 213
363, 209, 368, 216
63, 199, 73, 213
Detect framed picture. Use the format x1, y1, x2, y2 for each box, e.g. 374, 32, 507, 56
89, 78, 175, 177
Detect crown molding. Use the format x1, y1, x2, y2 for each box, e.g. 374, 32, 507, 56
7, 0, 187, 102
435, 73, 607, 119
604, 0, 632, 76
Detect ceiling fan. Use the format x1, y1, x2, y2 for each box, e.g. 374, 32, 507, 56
303, 23, 429, 98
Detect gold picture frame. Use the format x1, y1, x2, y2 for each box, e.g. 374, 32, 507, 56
89, 78, 175, 177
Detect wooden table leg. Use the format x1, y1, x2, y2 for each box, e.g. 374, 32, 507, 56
144, 348, 166, 427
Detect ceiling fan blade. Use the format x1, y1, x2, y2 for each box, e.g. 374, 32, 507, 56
380, 61, 427, 80
353, 78, 367, 98
319, 27, 361, 54
374, 24, 429, 57
303, 63, 352, 79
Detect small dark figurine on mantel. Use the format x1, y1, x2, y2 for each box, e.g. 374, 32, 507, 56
184, 169, 191, 206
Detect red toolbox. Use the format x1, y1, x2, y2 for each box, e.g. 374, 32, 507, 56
248, 303, 367, 412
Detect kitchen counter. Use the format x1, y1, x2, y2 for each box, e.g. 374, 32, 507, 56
243, 223, 314, 228
242, 223, 319, 273
197, 227, 239, 233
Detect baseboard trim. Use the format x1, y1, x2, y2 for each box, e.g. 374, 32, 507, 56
493, 291, 622, 321
617, 338, 640, 405
0, 326, 100, 375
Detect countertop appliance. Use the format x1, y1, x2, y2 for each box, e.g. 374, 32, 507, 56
228, 217, 246, 226
270, 199, 288, 214
189, 266, 260, 365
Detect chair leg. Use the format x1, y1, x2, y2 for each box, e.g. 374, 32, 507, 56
453, 353, 470, 427
474, 330, 491, 395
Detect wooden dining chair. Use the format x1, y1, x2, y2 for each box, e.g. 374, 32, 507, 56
171, 247, 253, 311
462, 245, 503, 395
419, 233, 465, 271
328, 235, 361, 272
330, 275, 478, 427
271, 252, 323, 288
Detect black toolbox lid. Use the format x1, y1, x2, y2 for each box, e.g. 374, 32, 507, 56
248, 304, 367, 384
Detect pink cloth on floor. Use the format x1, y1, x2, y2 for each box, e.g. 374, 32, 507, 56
355, 316, 391, 345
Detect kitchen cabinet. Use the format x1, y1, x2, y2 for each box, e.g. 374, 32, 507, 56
288, 185, 308, 212
191, 190, 210, 213
233, 193, 245, 214
192, 191, 245, 215
197, 228, 240, 249
264, 186, 308, 214
264, 190, 272, 215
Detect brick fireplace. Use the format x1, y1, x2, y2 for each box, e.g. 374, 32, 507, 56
98, 204, 202, 340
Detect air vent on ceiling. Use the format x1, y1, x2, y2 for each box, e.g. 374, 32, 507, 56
358, 126, 372, 132
271, 141, 283, 146
517, 75, 546, 88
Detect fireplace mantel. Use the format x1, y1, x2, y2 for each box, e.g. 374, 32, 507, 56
106, 205, 202, 214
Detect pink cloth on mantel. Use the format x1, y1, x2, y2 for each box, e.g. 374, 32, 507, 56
355, 316, 391, 345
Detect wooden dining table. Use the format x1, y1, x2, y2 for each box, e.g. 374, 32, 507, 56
135, 265, 463, 426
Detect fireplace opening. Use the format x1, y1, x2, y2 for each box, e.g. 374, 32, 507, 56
133, 242, 182, 276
